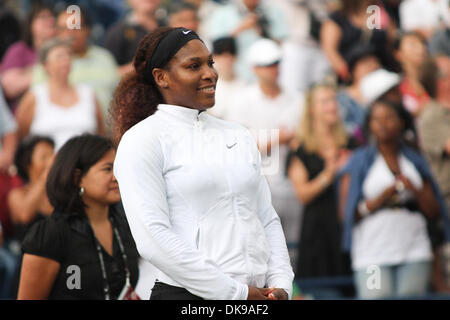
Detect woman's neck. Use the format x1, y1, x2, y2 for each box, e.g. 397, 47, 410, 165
259, 81, 280, 99
85, 203, 109, 225
48, 77, 70, 91
378, 140, 400, 157
402, 62, 420, 80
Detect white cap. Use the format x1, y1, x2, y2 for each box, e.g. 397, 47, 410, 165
360, 69, 401, 105
247, 38, 282, 67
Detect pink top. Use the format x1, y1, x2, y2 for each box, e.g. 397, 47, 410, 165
0, 41, 37, 72
0, 41, 37, 112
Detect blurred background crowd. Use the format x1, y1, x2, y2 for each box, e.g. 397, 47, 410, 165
0, 0, 450, 300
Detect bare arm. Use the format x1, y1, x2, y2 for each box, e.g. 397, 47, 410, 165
288, 156, 335, 205
18, 254, 60, 300
320, 19, 349, 81
95, 98, 105, 136
15, 91, 35, 139
118, 63, 134, 77
0, 131, 18, 172
1, 67, 33, 100
397, 176, 440, 219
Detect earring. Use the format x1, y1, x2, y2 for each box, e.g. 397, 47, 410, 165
79, 187, 85, 197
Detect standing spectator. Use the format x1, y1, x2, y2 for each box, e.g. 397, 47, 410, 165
17, 39, 104, 151
0, 87, 19, 299
227, 39, 303, 254
287, 83, 357, 298
207, 36, 245, 120
337, 45, 381, 143
18, 134, 140, 299
418, 55, 450, 212
7, 136, 55, 243
418, 55, 450, 293
167, 1, 200, 32
32, 7, 119, 129
339, 99, 450, 299
276, 0, 332, 93
0, 3, 55, 112
0, 5, 22, 62
399, 0, 449, 40
207, 0, 289, 82
0, 87, 19, 239
104, 0, 165, 76
320, 0, 391, 83
395, 32, 430, 117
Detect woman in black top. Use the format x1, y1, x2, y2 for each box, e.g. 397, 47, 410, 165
18, 134, 139, 300
287, 84, 357, 285
8, 136, 55, 243
320, 0, 391, 82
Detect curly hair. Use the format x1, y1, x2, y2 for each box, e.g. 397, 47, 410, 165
110, 27, 173, 145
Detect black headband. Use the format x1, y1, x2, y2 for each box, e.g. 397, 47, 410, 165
144, 28, 202, 84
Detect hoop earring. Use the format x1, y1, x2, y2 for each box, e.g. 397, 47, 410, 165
79, 187, 85, 197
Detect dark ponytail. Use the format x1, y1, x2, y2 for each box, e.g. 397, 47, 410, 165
110, 27, 174, 145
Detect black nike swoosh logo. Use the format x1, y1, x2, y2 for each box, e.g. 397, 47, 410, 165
226, 143, 237, 149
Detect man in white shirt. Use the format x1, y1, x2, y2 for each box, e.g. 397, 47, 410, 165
228, 39, 303, 260
399, 0, 450, 39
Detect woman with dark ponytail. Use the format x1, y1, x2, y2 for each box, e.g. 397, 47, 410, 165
112, 27, 294, 300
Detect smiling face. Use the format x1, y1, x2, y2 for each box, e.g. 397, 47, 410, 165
79, 149, 120, 208
310, 86, 339, 126
154, 39, 218, 110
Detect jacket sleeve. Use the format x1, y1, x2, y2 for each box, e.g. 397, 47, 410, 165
250, 131, 294, 299
114, 128, 249, 300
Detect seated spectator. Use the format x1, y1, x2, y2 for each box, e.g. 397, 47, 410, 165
0, 3, 55, 112
320, 0, 391, 83
17, 39, 104, 150
207, 0, 289, 82
18, 134, 140, 300
207, 36, 245, 120
277, 0, 332, 93
104, 0, 165, 76
32, 7, 119, 130
226, 39, 303, 254
167, 1, 200, 32
395, 32, 430, 116
7, 136, 55, 243
287, 83, 357, 298
337, 45, 381, 143
418, 55, 450, 293
339, 99, 450, 299
399, 0, 449, 40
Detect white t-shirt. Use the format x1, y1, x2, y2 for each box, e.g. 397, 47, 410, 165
400, 0, 450, 31
351, 154, 433, 270
30, 83, 97, 150
227, 84, 303, 191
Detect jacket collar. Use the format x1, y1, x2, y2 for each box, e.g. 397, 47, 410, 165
157, 104, 208, 124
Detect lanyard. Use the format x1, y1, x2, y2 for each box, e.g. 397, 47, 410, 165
91, 216, 131, 300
